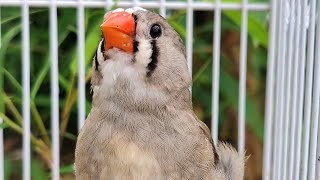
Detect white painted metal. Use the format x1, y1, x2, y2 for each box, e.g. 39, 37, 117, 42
238, 0, 248, 155
307, 1, 320, 176
0, 1, 269, 11
160, 0, 166, 18
22, 0, 31, 179
211, 0, 221, 144
1, 0, 320, 179
301, 0, 317, 179
49, 0, 60, 180
273, 0, 288, 179
287, 0, 301, 179
316, 4, 320, 177
282, 0, 295, 178
262, 0, 277, 178
186, 0, 193, 77
293, 0, 309, 179
77, 0, 86, 131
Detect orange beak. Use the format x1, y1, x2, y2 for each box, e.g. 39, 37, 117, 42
100, 11, 135, 54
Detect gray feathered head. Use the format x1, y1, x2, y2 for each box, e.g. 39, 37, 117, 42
91, 8, 191, 109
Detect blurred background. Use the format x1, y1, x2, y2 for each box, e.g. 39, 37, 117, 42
0, 0, 269, 179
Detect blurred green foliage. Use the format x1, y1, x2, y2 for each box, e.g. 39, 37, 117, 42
0, 0, 269, 178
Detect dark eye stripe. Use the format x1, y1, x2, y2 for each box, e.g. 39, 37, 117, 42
133, 14, 138, 29
100, 38, 105, 53
133, 40, 139, 53
133, 14, 139, 62
94, 38, 105, 71
94, 51, 99, 71
147, 40, 158, 77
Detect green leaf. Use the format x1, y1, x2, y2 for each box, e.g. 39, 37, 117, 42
60, 164, 75, 174
1, 68, 23, 94
0, 122, 8, 129
31, 60, 50, 99
0, 24, 21, 113
31, 27, 70, 99
58, 74, 70, 90
63, 132, 77, 141
1, 9, 47, 25
220, 69, 264, 140
223, 11, 269, 48
69, 15, 103, 74
4, 158, 12, 180
31, 159, 48, 180
168, 19, 186, 39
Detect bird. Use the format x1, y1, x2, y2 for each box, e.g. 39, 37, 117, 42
75, 7, 245, 180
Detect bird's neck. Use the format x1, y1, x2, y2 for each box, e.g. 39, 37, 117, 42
92, 85, 192, 113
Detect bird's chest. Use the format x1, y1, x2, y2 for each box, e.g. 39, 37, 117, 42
98, 133, 163, 179
79, 115, 165, 179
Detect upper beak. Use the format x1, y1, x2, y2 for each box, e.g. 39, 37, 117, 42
100, 11, 135, 54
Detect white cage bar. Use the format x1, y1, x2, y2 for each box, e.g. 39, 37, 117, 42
211, 0, 221, 144
293, 0, 308, 179
238, 0, 248, 155
77, 0, 86, 131
49, 0, 60, 179
301, 0, 317, 179
1, 0, 320, 180
22, 1, 31, 180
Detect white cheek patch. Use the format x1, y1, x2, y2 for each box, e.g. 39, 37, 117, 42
94, 48, 144, 96
134, 38, 153, 68
96, 40, 105, 65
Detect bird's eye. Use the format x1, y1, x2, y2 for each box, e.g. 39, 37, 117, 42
150, 24, 162, 38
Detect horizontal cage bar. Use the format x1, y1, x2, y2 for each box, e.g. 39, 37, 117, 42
0, 1, 269, 11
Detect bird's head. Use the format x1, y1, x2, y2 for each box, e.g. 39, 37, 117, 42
91, 8, 191, 109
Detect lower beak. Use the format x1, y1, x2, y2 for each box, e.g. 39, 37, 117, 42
100, 11, 135, 54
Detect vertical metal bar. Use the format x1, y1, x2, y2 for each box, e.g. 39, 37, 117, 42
277, 1, 289, 178
301, 0, 317, 179
262, 0, 277, 178
104, 0, 112, 11
273, 0, 288, 179
316, 6, 320, 177
271, 4, 281, 180
317, 126, 320, 180
160, 0, 166, 18
22, 0, 31, 179
211, 0, 221, 144
282, 0, 294, 178
133, 0, 138, 9
50, 0, 59, 179
77, 0, 86, 131
293, 0, 309, 179
307, 5, 320, 177
288, 0, 302, 179
186, 0, 193, 77
238, 0, 248, 155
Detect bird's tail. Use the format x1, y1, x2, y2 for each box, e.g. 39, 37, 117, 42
213, 142, 246, 180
